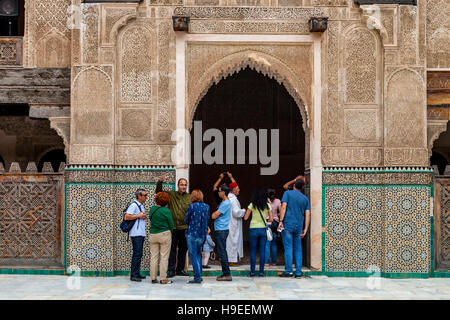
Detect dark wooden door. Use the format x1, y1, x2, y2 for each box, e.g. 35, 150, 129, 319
189, 67, 306, 264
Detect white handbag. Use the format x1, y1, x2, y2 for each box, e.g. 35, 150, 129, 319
257, 207, 273, 241
266, 227, 273, 242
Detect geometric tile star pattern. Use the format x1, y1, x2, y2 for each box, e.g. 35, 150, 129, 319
325, 186, 430, 274
66, 182, 174, 272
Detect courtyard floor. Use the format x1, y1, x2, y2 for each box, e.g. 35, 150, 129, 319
0, 273, 450, 300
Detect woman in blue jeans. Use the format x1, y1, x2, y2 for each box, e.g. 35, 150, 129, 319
185, 189, 210, 284
265, 188, 281, 266
244, 188, 273, 277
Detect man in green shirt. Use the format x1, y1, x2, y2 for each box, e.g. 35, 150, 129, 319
156, 174, 192, 278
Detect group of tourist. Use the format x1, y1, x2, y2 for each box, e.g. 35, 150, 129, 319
124, 172, 310, 284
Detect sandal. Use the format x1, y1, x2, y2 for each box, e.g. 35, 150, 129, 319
160, 279, 173, 284
151, 279, 158, 284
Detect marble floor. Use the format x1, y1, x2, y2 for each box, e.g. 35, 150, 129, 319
0, 274, 449, 300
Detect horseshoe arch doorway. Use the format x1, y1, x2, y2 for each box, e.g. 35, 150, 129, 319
189, 67, 310, 267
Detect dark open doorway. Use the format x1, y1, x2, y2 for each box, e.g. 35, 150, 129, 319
189, 67, 307, 267
38, 149, 66, 172
0, 104, 65, 171
431, 121, 450, 175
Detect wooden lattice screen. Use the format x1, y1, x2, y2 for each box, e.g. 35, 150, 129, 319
435, 177, 450, 270
0, 173, 63, 267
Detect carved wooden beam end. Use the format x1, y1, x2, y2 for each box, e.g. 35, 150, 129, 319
173, 16, 190, 32
82, 0, 141, 3
308, 17, 328, 33
355, 0, 416, 5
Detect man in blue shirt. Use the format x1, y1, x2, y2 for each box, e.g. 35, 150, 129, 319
278, 179, 310, 278
124, 188, 149, 282
211, 183, 232, 281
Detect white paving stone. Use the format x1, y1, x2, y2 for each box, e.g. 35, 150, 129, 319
0, 275, 449, 300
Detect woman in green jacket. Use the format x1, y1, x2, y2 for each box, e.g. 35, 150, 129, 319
149, 192, 174, 284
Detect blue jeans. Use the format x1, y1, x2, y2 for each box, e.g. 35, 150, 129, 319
265, 232, 277, 264
281, 229, 302, 275
130, 236, 145, 278
186, 235, 204, 281
215, 230, 230, 276
249, 228, 267, 274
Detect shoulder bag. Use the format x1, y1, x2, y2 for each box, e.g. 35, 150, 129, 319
257, 207, 273, 241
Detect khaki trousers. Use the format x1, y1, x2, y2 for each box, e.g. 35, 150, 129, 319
150, 230, 172, 281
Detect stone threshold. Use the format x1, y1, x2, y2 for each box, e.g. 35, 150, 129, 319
187, 264, 314, 277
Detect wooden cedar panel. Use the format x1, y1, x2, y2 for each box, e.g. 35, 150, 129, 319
0, 88, 70, 105
0, 173, 64, 267
435, 177, 450, 270
0, 68, 70, 87
435, 180, 442, 269
0, 68, 70, 104
428, 71, 450, 106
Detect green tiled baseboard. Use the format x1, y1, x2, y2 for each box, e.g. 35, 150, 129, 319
432, 271, 450, 278
0, 269, 66, 275
72, 269, 450, 278
64, 168, 175, 171
322, 271, 430, 279
72, 270, 324, 278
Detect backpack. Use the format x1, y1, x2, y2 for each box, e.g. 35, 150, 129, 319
120, 202, 141, 241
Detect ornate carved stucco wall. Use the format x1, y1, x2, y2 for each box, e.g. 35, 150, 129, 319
322, 16, 383, 166
185, 44, 313, 132
66, 1, 432, 168
31, 0, 440, 275
384, 4, 428, 166
65, 1, 179, 274
427, 0, 450, 69
69, 0, 175, 166
24, 0, 72, 68
426, 0, 450, 160
321, 2, 428, 167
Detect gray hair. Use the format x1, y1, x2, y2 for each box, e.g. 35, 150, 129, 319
135, 188, 147, 198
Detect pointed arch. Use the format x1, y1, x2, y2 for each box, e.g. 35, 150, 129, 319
110, 14, 138, 46
187, 50, 310, 131
34, 29, 70, 67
